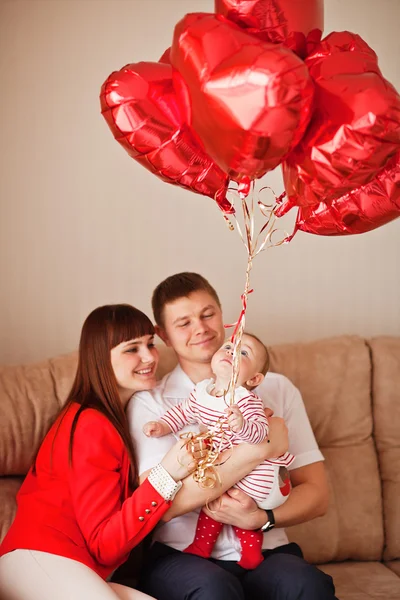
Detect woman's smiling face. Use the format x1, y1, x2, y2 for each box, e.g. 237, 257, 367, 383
110, 334, 159, 405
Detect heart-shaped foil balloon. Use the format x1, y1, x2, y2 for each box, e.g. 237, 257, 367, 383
214, 0, 324, 58
282, 32, 400, 209
293, 151, 400, 235
170, 13, 314, 185
100, 61, 233, 213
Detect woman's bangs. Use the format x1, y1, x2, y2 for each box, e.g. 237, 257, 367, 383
109, 305, 155, 348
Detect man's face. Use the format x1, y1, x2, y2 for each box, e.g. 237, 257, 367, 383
159, 290, 225, 366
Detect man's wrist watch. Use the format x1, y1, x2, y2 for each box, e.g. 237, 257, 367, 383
260, 509, 275, 533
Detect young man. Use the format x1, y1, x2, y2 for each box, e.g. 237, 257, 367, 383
126, 273, 337, 600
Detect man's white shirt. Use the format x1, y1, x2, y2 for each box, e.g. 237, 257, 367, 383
128, 364, 324, 561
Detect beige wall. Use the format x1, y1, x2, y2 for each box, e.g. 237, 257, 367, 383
0, 0, 399, 365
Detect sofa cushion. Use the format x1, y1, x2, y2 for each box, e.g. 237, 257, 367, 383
385, 561, 400, 578
155, 344, 178, 380
268, 335, 372, 446
0, 360, 60, 475
49, 352, 78, 408
0, 477, 23, 543
286, 441, 383, 563
319, 562, 400, 600
269, 336, 384, 562
0, 353, 77, 476
370, 337, 400, 561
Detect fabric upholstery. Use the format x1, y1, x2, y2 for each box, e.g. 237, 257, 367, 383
0, 477, 23, 542
155, 344, 178, 380
370, 337, 400, 561
268, 336, 383, 562
0, 360, 60, 475
319, 562, 400, 600
0, 354, 77, 476
49, 352, 78, 408
385, 561, 400, 577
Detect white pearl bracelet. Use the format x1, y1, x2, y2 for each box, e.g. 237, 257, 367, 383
148, 463, 183, 501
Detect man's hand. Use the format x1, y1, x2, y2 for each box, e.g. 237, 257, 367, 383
143, 420, 172, 438
203, 488, 266, 530
262, 414, 288, 459
226, 405, 244, 433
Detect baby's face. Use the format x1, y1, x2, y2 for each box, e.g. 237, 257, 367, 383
211, 334, 264, 387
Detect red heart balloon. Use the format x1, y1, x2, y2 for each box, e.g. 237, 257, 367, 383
292, 151, 400, 236
170, 13, 314, 185
159, 48, 171, 64
282, 32, 400, 209
215, 0, 324, 58
100, 62, 233, 213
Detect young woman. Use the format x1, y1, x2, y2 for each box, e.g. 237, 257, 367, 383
0, 304, 199, 600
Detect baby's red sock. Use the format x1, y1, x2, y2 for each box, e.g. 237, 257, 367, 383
233, 526, 264, 570
184, 510, 223, 558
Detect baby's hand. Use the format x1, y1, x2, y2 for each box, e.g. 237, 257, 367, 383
143, 420, 171, 437
226, 405, 244, 433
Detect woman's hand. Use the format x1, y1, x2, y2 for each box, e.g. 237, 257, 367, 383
160, 438, 203, 482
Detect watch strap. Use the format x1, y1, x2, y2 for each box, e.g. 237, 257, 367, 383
260, 509, 275, 533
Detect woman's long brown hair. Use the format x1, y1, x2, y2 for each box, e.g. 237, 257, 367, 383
34, 304, 155, 490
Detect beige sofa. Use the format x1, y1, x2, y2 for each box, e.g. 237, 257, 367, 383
1, 335, 400, 599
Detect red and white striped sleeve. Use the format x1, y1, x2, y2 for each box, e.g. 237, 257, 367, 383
159, 389, 200, 433
266, 451, 295, 467
235, 392, 269, 444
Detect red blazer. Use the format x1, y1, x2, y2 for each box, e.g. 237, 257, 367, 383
0, 403, 170, 579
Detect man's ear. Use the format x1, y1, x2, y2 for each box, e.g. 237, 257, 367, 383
155, 325, 171, 347
246, 372, 264, 388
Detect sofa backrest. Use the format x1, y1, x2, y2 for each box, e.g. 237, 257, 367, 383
268, 335, 383, 563
0, 335, 393, 564
0, 353, 78, 476
370, 337, 400, 562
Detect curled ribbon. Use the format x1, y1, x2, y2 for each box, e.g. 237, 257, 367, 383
225, 289, 254, 342
180, 421, 233, 489
190, 182, 293, 487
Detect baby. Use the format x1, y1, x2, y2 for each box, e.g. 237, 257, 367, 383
143, 333, 294, 569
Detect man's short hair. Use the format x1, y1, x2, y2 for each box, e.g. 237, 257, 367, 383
152, 272, 221, 327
